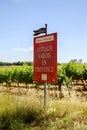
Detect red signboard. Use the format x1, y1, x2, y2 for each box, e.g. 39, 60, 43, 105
34, 33, 57, 83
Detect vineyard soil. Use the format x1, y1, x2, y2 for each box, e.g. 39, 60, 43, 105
0, 83, 87, 100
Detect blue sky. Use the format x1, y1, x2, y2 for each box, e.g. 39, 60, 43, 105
0, 0, 87, 63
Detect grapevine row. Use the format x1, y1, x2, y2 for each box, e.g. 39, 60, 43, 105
0, 64, 33, 86
0, 61, 87, 87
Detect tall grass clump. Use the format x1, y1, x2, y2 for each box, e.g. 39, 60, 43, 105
46, 98, 87, 130
0, 93, 45, 130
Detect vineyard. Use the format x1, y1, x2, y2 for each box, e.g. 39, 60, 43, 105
0, 61, 87, 97
0, 61, 87, 130
0, 61, 87, 94
0, 63, 33, 88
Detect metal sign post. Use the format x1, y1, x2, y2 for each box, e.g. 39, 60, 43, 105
44, 82, 47, 108
44, 24, 47, 108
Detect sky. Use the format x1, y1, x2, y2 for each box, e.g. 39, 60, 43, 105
0, 0, 87, 63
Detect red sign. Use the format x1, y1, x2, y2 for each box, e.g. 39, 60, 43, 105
34, 33, 57, 83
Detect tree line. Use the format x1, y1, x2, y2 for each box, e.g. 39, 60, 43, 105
0, 61, 33, 66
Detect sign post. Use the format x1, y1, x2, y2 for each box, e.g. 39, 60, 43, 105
44, 82, 47, 108
33, 26, 57, 108
44, 24, 47, 108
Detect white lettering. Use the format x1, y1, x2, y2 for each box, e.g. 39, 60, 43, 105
38, 53, 51, 59
37, 45, 53, 52
42, 60, 47, 65
35, 66, 54, 72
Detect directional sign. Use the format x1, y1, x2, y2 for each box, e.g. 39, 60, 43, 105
34, 33, 57, 83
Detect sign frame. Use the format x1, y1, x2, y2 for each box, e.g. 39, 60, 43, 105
34, 32, 58, 83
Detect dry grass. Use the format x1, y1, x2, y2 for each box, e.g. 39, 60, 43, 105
0, 85, 87, 130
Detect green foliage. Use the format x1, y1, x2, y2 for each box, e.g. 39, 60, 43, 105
0, 62, 87, 86
64, 61, 85, 80
82, 64, 87, 80
0, 65, 33, 85
58, 65, 64, 86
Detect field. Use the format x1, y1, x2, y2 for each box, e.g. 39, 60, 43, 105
0, 83, 87, 130
0, 61, 87, 130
